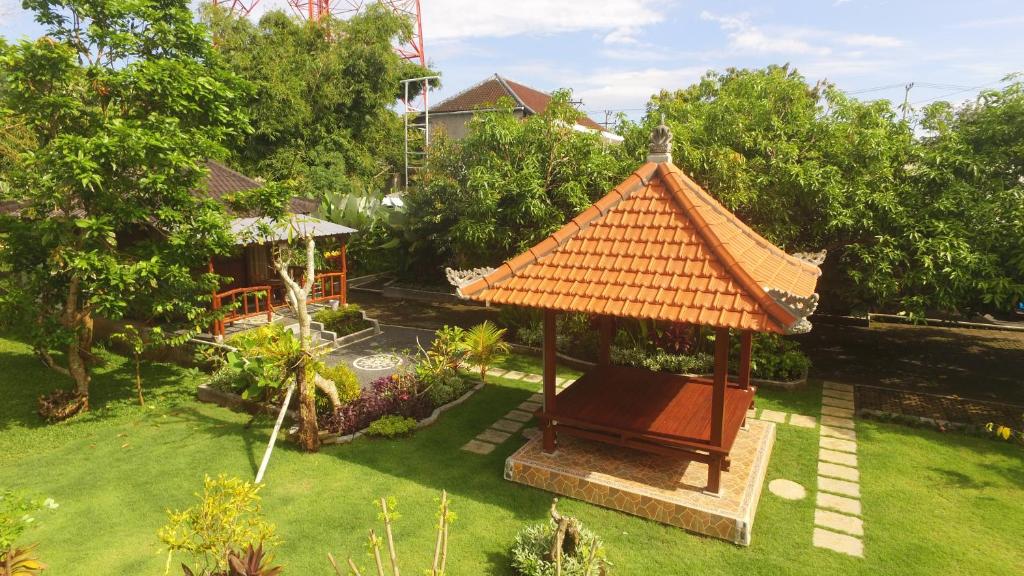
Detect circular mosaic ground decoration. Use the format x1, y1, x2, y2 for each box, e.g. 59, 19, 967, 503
352, 353, 403, 371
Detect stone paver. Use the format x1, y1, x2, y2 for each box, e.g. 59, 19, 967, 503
819, 448, 858, 467
488, 368, 508, 378
522, 374, 542, 383
504, 410, 533, 423
822, 389, 855, 402
476, 429, 511, 443
819, 462, 860, 482
813, 527, 864, 557
768, 479, 807, 500
789, 414, 817, 428
817, 492, 862, 516
821, 405, 855, 418
823, 382, 855, 393
759, 409, 787, 423
522, 427, 540, 439
822, 396, 855, 410
746, 408, 757, 419
818, 476, 861, 498
815, 509, 864, 537
820, 415, 855, 429
491, 418, 525, 433
529, 393, 544, 402
820, 425, 857, 442
820, 436, 858, 453
461, 440, 495, 455
518, 400, 542, 412
502, 370, 527, 380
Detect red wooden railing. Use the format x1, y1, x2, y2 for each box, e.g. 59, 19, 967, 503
212, 285, 274, 338
309, 272, 347, 305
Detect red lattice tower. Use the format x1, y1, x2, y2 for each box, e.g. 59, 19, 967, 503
212, 0, 262, 17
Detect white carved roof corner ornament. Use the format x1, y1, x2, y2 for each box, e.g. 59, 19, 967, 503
764, 287, 820, 335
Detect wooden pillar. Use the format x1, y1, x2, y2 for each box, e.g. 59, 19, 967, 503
711, 326, 729, 447
340, 243, 348, 306
738, 330, 753, 390
208, 258, 222, 339
707, 326, 730, 495
597, 315, 613, 367
542, 308, 558, 453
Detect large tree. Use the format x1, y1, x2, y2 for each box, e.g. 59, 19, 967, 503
629, 65, 1021, 317
405, 92, 632, 277
203, 3, 433, 203
0, 0, 248, 413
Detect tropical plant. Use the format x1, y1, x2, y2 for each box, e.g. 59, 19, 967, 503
312, 305, 371, 337
510, 499, 608, 576
405, 93, 632, 278
331, 492, 454, 576
0, 544, 46, 576
0, 491, 57, 576
458, 322, 511, 384
159, 475, 279, 576
0, 0, 246, 415
365, 415, 418, 438
110, 324, 189, 406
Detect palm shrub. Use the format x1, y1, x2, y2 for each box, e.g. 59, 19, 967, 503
458, 321, 510, 383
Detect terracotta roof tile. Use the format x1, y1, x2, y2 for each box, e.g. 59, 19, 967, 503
459, 157, 823, 333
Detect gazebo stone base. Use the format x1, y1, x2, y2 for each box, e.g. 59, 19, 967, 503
504, 419, 776, 546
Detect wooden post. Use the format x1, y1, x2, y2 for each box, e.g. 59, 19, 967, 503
738, 331, 753, 390
208, 258, 221, 339
711, 327, 729, 447
340, 243, 348, 306
542, 309, 557, 452
597, 316, 613, 367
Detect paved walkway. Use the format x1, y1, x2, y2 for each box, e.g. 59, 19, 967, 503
812, 382, 865, 558
323, 324, 436, 387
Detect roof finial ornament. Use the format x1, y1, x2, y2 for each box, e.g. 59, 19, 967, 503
647, 113, 672, 164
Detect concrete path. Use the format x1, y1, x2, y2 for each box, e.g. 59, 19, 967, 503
323, 324, 436, 387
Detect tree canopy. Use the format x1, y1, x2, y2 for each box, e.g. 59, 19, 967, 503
204, 3, 434, 203
0, 0, 248, 409
404, 92, 632, 277
618, 66, 1022, 318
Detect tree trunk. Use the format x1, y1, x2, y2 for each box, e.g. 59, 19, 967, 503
295, 296, 320, 452
64, 279, 92, 410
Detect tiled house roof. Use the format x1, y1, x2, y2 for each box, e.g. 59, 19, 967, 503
430, 74, 608, 132
457, 161, 822, 334
204, 161, 317, 215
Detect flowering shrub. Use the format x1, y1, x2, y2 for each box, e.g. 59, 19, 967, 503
319, 373, 432, 435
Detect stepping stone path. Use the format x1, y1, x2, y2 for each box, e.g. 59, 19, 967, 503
813, 381, 865, 558
768, 478, 807, 500
750, 408, 818, 429
460, 367, 574, 455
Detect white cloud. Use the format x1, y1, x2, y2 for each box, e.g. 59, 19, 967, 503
955, 15, 1024, 29
420, 1, 666, 41
699, 11, 832, 56
572, 67, 707, 110
839, 33, 904, 48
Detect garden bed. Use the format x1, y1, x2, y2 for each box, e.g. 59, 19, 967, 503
381, 279, 461, 304
196, 383, 298, 420
309, 380, 485, 445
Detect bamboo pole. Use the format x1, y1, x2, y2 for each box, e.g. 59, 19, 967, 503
254, 380, 296, 483
370, 529, 386, 576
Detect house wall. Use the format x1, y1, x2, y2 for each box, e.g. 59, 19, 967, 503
429, 109, 526, 141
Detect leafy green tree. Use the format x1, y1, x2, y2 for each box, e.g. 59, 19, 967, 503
630, 65, 1022, 317
203, 3, 434, 203
0, 0, 248, 412
406, 92, 631, 276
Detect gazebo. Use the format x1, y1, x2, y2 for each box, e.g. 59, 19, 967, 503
454, 124, 821, 495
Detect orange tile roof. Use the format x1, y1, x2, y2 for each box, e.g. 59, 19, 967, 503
457, 161, 822, 334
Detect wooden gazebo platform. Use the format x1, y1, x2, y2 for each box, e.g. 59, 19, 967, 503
451, 123, 822, 540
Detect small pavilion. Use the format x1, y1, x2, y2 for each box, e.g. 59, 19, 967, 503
455, 124, 821, 497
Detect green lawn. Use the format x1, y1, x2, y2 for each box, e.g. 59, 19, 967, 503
1, 336, 1021, 574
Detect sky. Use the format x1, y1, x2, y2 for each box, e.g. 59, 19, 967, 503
2, 0, 1022, 124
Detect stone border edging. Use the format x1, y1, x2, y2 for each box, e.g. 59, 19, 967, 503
315, 381, 486, 445
330, 310, 381, 347
381, 282, 462, 304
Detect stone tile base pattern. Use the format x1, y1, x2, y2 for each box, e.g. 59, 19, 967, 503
505, 419, 777, 546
